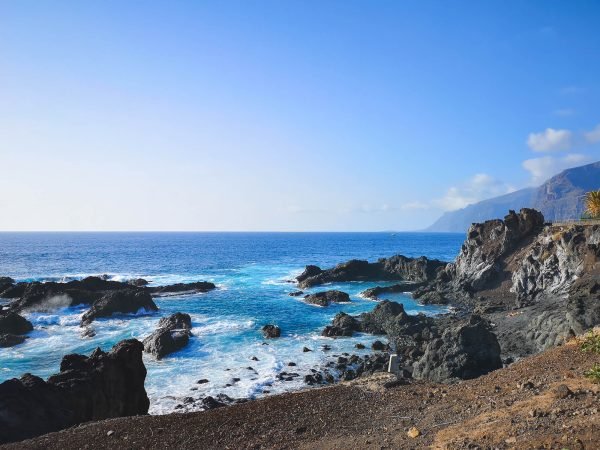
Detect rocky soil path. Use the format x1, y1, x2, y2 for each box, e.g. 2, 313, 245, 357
4, 335, 598, 450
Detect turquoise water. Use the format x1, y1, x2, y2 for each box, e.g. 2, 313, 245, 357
0, 232, 463, 413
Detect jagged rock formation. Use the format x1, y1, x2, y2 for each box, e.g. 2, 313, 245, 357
81, 289, 158, 325
412, 315, 502, 382
304, 290, 350, 306
0, 339, 149, 444
321, 207, 599, 376
296, 256, 445, 289
321, 312, 360, 337
143, 312, 193, 359
321, 301, 502, 383
511, 224, 600, 306
444, 208, 545, 293
1, 276, 215, 314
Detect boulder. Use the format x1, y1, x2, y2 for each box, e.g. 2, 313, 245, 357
143, 313, 193, 359
81, 289, 158, 325
128, 278, 149, 287
0, 339, 149, 444
359, 300, 410, 334
0, 311, 33, 335
262, 324, 281, 338
288, 290, 304, 297
412, 315, 502, 382
304, 290, 350, 307
321, 312, 360, 337
371, 340, 386, 351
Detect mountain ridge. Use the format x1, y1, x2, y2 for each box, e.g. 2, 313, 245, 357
426, 161, 600, 232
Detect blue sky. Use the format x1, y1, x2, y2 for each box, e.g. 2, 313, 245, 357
1, 1, 599, 231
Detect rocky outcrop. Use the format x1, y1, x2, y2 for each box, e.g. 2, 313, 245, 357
262, 324, 281, 338
81, 289, 158, 325
5, 277, 216, 314
304, 290, 350, 306
0, 339, 149, 444
143, 313, 193, 359
322, 312, 360, 337
511, 224, 600, 307
0, 311, 33, 348
147, 281, 216, 296
297, 256, 446, 289
444, 208, 545, 293
412, 315, 502, 382
0, 277, 15, 295
0, 311, 33, 335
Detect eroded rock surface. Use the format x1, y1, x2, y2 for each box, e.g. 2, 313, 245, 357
143, 312, 193, 359
0, 339, 149, 444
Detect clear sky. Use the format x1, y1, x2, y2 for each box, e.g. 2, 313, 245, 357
1, 1, 600, 231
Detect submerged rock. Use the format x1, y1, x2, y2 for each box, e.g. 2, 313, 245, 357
361, 282, 425, 299
0, 334, 26, 347
0, 339, 149, 444
262, 324, 281, 338
143, 312, 193, 359
81, 289, 158, 325
304, 290, 350, 307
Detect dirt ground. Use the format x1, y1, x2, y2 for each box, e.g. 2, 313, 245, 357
3, 337, 599, 450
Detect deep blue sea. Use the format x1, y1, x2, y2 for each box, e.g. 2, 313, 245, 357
0, 232, 463, 413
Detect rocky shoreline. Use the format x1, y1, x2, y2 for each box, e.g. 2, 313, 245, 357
1, 208, 599, 445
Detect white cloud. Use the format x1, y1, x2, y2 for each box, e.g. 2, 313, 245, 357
434, 173, 515, 211
401, 201, 430, 210
584, 124, 600, 143
522, 153, 590, 185
527, 128, 572, 152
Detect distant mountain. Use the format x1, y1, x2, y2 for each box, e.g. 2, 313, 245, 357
426, 161, 600, 232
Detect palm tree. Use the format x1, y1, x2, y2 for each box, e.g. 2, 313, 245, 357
585, 190, 600, 219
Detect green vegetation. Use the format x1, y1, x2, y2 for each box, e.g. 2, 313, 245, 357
584, 363, 600, 383
584, 190, 600, 219
580, 331, 600, 354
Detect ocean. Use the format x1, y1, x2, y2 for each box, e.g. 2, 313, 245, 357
0, 232, 463, 413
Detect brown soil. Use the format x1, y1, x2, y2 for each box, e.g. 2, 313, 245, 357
3, 338, 599, 450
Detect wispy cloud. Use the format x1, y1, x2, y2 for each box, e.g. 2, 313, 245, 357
584, 124, 600, 143
434, 174, 515, 211
401, 201, 430, 210
522, 153, 590, 185
527, 128, 572, 152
